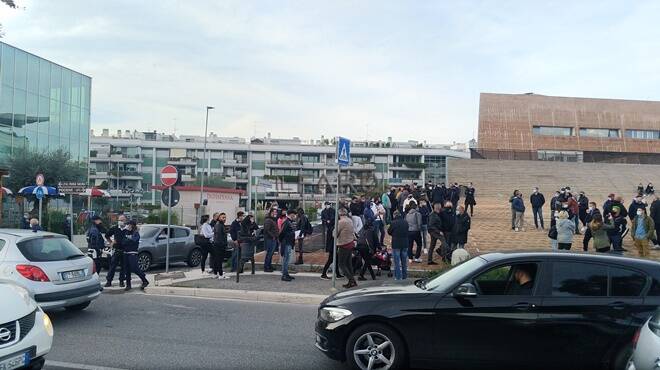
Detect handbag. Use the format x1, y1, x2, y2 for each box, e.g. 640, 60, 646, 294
194, 234, 207, 246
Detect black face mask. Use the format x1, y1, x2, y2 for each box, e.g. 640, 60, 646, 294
444, 207, 452, 210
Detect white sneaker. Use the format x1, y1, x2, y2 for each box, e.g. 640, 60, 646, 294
217, 274, 230, 280
423, 248, 428, 255
206, 269, 213, 273
515, 228, 519, 232
415, 258, 422, 263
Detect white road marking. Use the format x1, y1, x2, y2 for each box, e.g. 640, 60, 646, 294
45, 360, 128, 370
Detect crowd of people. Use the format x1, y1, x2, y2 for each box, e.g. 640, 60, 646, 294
508, 182, 658, 256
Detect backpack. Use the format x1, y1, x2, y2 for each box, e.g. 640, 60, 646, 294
356, 228, 374, 253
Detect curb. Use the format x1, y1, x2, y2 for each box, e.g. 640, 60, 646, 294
144, 285, 327, 305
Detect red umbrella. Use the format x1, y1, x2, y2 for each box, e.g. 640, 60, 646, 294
80, 188, 111, 197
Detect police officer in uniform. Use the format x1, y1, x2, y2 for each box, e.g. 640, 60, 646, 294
121, 220, 149, 291
87, 216, 105, 273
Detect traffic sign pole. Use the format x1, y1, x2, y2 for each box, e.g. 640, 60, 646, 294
70, 194, 74, 240
166, 186, 172, 273
332, 136, 351, 290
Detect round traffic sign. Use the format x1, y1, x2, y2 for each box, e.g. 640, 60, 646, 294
36, 174, 45, 187
160, 165, 178, 187
161, 187, 180, 207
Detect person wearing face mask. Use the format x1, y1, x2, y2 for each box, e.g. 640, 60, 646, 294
566, 194, 580, 234
439, 201, 456, 263
628, 195, 647, 222
450, 205, 471, 250
631, 208, 655, 258
464, 183, 476, 216
530, 187, 545, 230
105, 215, 127, 287
512, 191, 526, 232
582, 202, 601, 251
577, 192, 589, 227
549, 191, 560, 213
607, 206, 628, 254
645, 182, 655, 196
603, 193, 615, 218
121, 220, 149, 291
637, 183, 645, 196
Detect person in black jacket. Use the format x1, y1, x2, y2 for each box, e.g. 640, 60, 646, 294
427, 202, 444, 265
607, 206, 628, 253
530, 187, 546, 230
582, 203, 600, 251
296, 208, 313, 265
439, 201, 456, 263
104, 215, 127, 288
388, 211, 409, 280
577, 192, 589, 227
451, 205, 471, 250
87, 216, 106, 275
279, 210, 297, 282
356, 219, 378, 281
229, 211, 244, 272
321, 203, 341, 280
238, 214, 259, 275
628, 195, 647, 221
212, 213, 229, 279
464, 183, 476, 216
449, 183, 460, 212
650, 195, 660, 248
349, 197, 363, 218
646, 183, 655, 196
122, 220, 148, 291
432, 184, 445, 207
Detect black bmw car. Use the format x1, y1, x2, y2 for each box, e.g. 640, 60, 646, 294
315, 252, 660, 370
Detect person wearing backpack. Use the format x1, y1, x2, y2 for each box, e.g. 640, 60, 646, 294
356, 219, 378, 281
295, 208, 313, 265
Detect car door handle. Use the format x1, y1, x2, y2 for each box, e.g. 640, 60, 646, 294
512, 303, 536, 311
609, 302, 628, 310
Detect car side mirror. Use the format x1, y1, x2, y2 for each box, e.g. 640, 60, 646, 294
454, 283, 477, 297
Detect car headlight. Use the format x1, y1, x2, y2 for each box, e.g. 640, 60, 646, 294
319, 307, 352, 323
43, 313, 53, 337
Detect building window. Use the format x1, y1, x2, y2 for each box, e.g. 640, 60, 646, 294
625, 129, 660, 140
271, 152, 299, 161
532, 126, 574, 136
579, 128, 619, 138
301, 154, 319, 163
537, 150, 583, 163
271, 169, 299, 176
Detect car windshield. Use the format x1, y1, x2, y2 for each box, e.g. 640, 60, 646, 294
17, 236, 85, 262
422, 257, 487, 292
139, 226, 161, 239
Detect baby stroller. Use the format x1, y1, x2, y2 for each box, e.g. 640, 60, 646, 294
372, 250, 392, 277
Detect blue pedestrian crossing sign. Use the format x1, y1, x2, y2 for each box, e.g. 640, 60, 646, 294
336, 137, 351, 167
35, 187, 44, 200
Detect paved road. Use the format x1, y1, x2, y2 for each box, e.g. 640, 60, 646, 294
44, 293, 344, 370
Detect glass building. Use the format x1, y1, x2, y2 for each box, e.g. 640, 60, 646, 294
0, 41, 91, 175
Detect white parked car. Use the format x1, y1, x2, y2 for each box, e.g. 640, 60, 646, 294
0, 230, 102, 311
0, 282, 53, 370
629, 310, 660, 370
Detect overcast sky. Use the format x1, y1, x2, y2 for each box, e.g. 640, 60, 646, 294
2, 1, 660, 143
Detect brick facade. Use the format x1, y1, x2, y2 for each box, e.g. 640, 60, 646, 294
478, 93, 660, 154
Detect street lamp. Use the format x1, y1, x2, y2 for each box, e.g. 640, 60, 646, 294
197, 106, 214, 228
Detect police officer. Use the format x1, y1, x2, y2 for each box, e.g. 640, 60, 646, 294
104, 215, 127, 288
87, 216, 105, 273
121, 220, 149, 291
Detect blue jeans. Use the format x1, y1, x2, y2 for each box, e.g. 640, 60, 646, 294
392, 248, 408, 280
421, 225, 428, 249
281, 244, 292, 276
264, 239, 277, 270
375, 220, 385, 246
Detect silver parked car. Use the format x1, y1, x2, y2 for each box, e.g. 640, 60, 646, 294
0, 230, 102, 311
628, 310, 660, 370
135, 224, 202, 272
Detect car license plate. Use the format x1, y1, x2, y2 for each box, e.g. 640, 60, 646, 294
61, 269, 85, 280
0, 352, 29, 370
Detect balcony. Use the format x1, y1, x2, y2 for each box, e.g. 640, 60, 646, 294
90, 153, 142, 163
350, 162, 376, 170
266, 160, 302, 168
389, 162, 426, 171
168, 157, 197, 166
223, 159, 248, 167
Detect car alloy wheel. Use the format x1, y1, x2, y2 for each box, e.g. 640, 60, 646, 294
137, 252, 151, 272
188, 248, 202, 267
353, 332, 395, 370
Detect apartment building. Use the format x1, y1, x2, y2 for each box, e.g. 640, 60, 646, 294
90, 129, 470, 208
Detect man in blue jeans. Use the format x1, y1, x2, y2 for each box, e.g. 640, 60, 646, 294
262, 208, 279, 272
388, 210, 409, 280
229, 211, 244, 272
278, 209, 297, 282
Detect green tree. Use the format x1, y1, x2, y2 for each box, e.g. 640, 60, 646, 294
7, 148, 87, 214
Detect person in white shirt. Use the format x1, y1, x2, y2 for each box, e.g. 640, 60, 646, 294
352, 214, 364, 234
199, 215, 215, 274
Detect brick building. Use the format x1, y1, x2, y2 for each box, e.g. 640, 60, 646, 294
476, 92, 660, 163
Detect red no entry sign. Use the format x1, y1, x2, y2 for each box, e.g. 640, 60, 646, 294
160, 165, 178, 187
